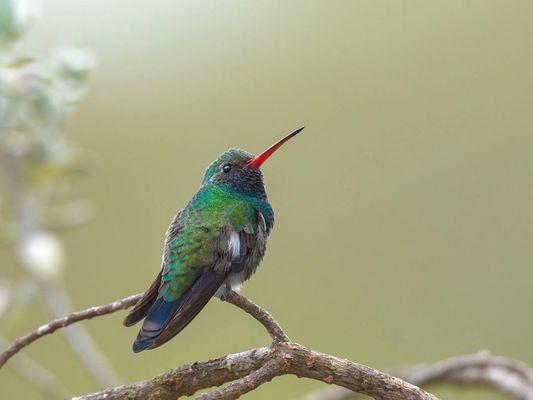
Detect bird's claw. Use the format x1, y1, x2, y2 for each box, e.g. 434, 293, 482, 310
218, 283, 232, 301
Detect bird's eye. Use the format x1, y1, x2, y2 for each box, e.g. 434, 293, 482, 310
222, 163, 232, 173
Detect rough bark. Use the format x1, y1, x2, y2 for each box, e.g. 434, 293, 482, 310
1, 291, 532, 400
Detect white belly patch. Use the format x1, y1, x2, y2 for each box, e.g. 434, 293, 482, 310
228, 231, 241, 260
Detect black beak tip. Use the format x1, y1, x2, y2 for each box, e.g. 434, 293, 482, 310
289, 126, 305, 137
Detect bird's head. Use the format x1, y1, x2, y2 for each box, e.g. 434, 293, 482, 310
202, 126, 304, 199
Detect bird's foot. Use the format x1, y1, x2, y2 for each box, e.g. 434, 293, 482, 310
216, 283, 232, 301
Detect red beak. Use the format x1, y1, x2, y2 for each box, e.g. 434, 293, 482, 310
246, 126, 304, 169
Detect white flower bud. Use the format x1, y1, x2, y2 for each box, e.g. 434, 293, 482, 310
18, 231, 65, 280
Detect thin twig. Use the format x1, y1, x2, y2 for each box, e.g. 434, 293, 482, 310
0, 293, 142, 368
224, 290, 289, 342
41, 282, 122, 387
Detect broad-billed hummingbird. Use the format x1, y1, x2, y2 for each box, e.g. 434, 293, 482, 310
124, 126, 304, 352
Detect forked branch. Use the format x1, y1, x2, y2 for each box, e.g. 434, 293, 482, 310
1, 290, 532, 400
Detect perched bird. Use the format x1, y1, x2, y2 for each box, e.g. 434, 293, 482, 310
124, 126, 304, 352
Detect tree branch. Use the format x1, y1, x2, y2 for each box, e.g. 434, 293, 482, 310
195, 358, 284, 400
223, 291, 289, 343
301, 351, 533, 400
72, 342, 437, 400
405, 351, 533, 400
2, 290, 532, 400
284, 342, 436, 400
0, 291, 438, 400
0, 293, 142, 368
73, 347, 274, 400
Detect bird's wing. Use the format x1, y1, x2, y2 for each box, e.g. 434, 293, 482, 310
131, 209, 237, 352
148, 267, 226, 349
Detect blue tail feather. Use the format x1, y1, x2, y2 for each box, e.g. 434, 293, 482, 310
132, 269, 227, 352
132, 296, 182, 353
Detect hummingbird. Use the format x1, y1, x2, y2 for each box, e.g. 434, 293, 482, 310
124, 126, 304, 352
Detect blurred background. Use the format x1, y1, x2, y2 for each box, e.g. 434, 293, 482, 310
1, 1, 533, 399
